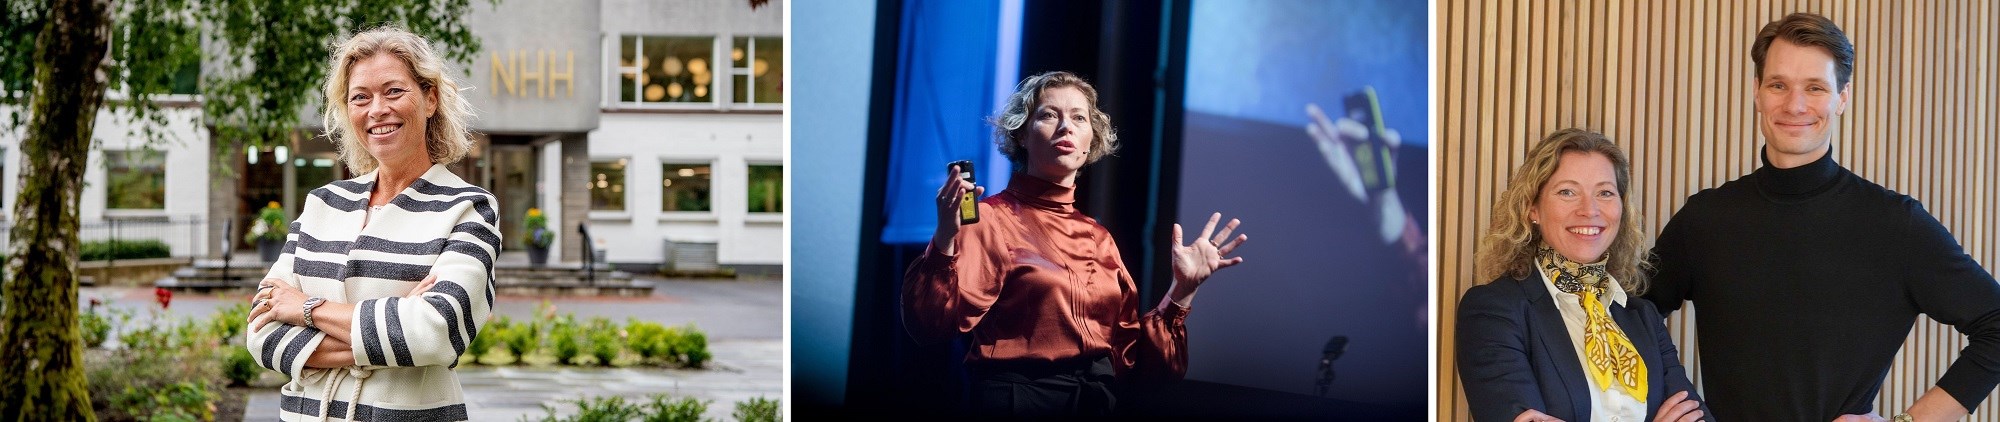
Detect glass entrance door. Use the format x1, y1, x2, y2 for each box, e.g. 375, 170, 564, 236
488, 144, 539, 251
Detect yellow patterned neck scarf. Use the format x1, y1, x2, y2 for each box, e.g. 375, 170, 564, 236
1537, 247, 1648, 402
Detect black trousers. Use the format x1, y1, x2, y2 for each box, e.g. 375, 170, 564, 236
966, 356, 1117, 418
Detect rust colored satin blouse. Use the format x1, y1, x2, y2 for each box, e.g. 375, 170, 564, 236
902, 173, 1189, 381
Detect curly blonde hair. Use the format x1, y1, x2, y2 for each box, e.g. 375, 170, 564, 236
1474, 128, 1651, 294
990, 71, 1120, 166
321, 26, 476, 175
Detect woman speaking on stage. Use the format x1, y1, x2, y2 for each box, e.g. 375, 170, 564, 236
902, 70, 1251, 417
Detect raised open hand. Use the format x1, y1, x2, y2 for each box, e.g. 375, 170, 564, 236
1169, 212, 1248, 295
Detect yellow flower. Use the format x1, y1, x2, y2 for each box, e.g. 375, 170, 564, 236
527, 208, 543, 217
266, 201, 281, 209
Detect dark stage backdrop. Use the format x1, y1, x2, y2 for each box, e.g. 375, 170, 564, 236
1175, 0, 1429, 409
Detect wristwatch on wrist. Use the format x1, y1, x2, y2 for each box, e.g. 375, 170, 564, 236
1891, 413, 1915, 422
302, 297, 326, 329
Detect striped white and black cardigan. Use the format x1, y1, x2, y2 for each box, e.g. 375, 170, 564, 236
246, 164, 499, 421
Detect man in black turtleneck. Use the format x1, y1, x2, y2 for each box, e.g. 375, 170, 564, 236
1642, 13, 2000, 422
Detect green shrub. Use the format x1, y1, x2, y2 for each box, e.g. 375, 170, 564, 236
112, 381, 216, 422
550, 316, 583, 364
678, 324, 710, 369
524, 395, 644, 422
466, 317, 499, 361
659, 325, 689, 366
89, 310, 226, 421
208, 302, 249, 344
499, 317, 541, 360
524, 394, 727, 422
170, 318, 207, 350
585, 317, 622, 366
658, 326, 685, 365
732, 397, 780, 422
223, 347, 259, 387
118, 320, 168, 351
643, 395, 709, 422
484, 312, 712, 369
626, 319, 671, 362
80, 307, 112, 348
79, 239, 172, 261
622, 321, 712, 368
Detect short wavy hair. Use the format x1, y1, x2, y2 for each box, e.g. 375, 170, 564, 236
1474, 128, 1650, 294
1752, 13, 1854, 90
321, 26, 476, 175
990, 71, 1119, 166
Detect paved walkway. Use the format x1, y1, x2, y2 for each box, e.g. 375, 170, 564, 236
242, 340, 780, 421
81, 268, 782, 422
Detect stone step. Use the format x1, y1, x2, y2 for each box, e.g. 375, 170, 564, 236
154, 276, 257, 293
174, 266, 267, 278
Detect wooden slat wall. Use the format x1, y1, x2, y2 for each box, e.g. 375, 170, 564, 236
1437, 1, 2000, 420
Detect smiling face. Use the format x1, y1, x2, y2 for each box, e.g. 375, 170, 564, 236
344, 52, 438, 171
1018, 85, 1094, 185
1529, 151, 1623, 263
1756, 38, 1852, 169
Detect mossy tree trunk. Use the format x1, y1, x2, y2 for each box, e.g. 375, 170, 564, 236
0, 0, 109, 420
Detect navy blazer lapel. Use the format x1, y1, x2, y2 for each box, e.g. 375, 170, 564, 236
1519, 276, 1591, 420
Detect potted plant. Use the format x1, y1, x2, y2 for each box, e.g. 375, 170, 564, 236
526, 207, 554, 267
246, 201, 288, 263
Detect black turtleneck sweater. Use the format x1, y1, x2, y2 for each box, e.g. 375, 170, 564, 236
1643, 149, 2000, 421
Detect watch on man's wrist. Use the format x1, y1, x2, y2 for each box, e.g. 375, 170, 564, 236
1891, 413, 1915, 422
302, 297, 326, 329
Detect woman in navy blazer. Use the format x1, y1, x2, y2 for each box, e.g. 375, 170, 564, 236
1456, 129, 1709, 422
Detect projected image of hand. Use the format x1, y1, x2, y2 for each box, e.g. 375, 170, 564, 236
1307, 93, 1428, 326
1304, 99, 1422, 259
1305, 102, 1402, 205
1166, 212, 1249, 308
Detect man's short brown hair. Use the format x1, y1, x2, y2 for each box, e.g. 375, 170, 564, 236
1751, 12, 1855, 89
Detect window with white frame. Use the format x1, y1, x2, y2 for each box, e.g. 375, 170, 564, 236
590, 159, 628, 211
730, 36, 782, 106
618, 35, 717, 105
661, 163, 712, 212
